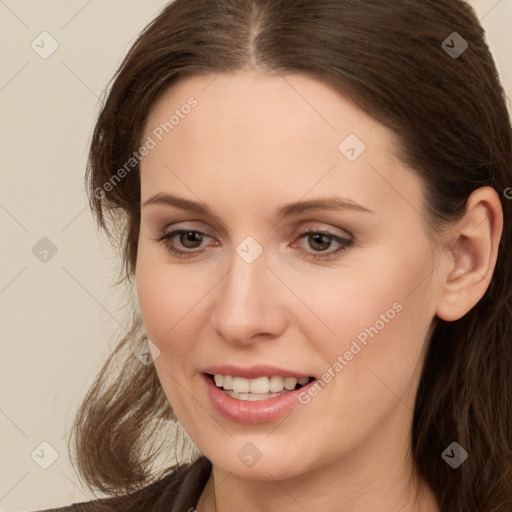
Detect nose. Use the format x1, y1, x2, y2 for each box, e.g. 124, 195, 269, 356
209, 248, 287, 346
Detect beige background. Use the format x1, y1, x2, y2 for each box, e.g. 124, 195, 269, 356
0, 1, 510, 510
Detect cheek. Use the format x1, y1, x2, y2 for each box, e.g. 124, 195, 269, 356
135, 248, 223, 396
135, 257, 186, 367
306, 241, 436, 394
135, 256, 199, 408
135, 246, 206, 345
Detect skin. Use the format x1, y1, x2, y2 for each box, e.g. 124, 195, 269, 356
135, 71, 503, 512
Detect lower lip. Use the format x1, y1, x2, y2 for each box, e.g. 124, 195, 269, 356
203, 374, 315, 425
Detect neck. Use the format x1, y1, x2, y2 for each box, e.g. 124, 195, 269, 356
199, 467, 438, 512
196, 414, 440, 512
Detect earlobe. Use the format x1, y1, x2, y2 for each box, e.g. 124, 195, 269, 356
435, 187, 503, 322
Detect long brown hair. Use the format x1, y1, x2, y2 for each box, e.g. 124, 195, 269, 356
70, 1, 512, 510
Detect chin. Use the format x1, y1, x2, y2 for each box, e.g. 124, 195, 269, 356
197, 434, 323, 482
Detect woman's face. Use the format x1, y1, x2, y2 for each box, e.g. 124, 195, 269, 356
136, 71, 444, 480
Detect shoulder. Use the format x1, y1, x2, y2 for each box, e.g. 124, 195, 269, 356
34, 456, 212, 512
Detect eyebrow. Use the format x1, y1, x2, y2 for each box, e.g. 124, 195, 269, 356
142, 192, 375, 221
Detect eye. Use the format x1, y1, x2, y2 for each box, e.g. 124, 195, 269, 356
156, 229, 214, 259
293, 227, 353, 260
155, 226, 354, 260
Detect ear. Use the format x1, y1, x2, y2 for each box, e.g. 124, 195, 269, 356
435, 186, 503, 322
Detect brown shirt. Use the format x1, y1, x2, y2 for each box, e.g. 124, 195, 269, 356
37, 456, 212, 512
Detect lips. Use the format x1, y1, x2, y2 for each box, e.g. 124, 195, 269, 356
201, 365, 317, 424
202, 364, 314, 380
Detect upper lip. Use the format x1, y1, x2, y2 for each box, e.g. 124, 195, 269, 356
202, 364, 313, 379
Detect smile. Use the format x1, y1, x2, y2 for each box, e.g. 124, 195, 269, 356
202, 369, 317, 424
210, 374, 313, 401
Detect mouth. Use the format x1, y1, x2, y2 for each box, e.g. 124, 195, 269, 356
201, 365, 318, 424
205, 373, 316, 401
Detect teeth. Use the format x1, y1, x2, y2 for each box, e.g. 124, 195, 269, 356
269, 376, 284, 392
222, 375, 234, 390
212, 374, 311, 394
226, 390, 286, 401
284, 377, 298, 390
249, 377, 269, 394
232, 377, 250, 393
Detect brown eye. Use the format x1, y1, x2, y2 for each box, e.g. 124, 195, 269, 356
295, 229, 354, 260
306, 233, 332, 252
156, 228, 353, 261
157, 229, 212, 258
177, 231, 205, 249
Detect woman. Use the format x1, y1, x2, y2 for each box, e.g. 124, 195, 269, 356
40, 0, 512, 511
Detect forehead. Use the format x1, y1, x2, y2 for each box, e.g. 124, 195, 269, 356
139, 71, 424, 222
143, 70, 378, 149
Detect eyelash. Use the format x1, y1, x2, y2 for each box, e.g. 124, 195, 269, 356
155, 227, 353, 261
